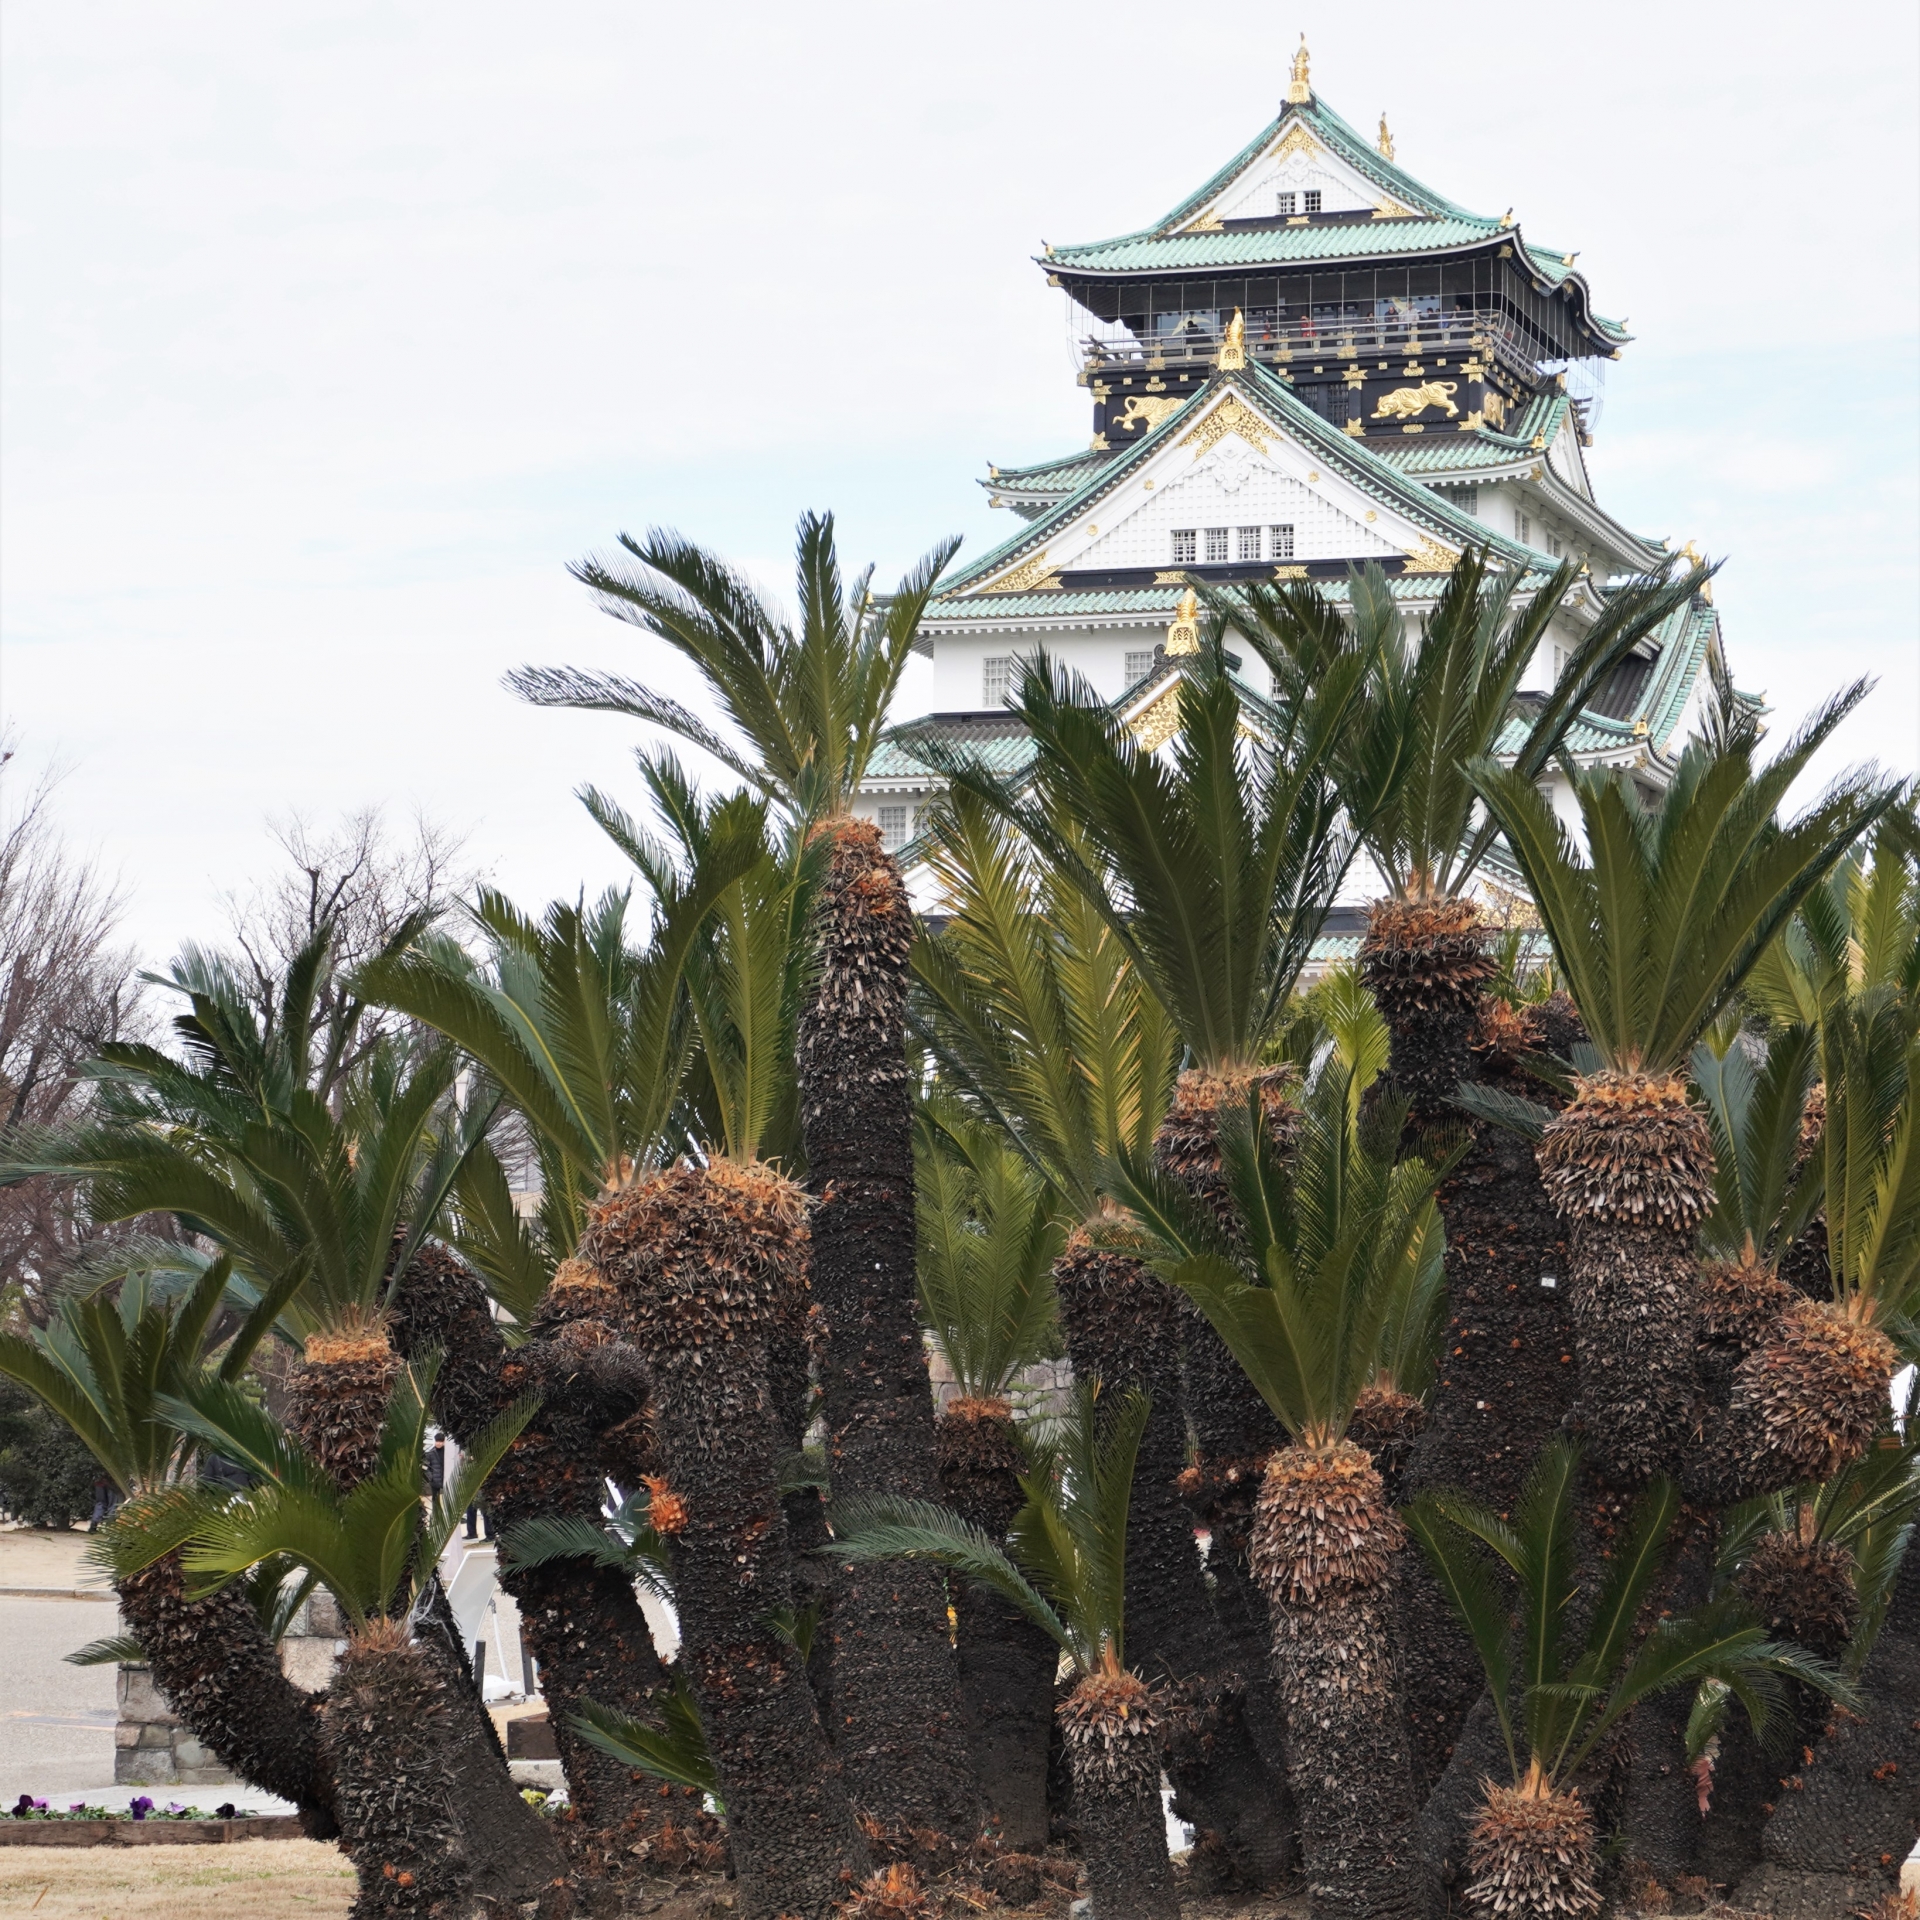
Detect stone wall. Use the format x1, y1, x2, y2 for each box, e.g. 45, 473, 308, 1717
112, 1586, 348, 1788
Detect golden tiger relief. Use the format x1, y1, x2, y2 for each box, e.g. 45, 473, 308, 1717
1114, 394, 1185, 433
1371, 380, 1459, 420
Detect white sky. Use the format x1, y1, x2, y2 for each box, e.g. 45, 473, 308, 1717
4, 0, 1917, 963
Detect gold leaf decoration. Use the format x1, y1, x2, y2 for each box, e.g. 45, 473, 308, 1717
1179, 393, 1272, 459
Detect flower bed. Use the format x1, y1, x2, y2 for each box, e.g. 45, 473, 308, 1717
1, 1795, 303, 1847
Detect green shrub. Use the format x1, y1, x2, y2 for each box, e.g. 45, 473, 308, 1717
0, 1377, 99, 1528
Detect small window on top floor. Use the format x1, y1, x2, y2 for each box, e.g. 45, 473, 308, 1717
983, 657, 1014, 707
1204, 527, 1230, 563
1237, 526, 1262, 561
1303, 189, 1322, 213
1125, 649, 1157, 684
1276, 191, 1297, 216
1172, 529, 1198, 564
878, 806, 911, 852
1271, 523, 1295, 559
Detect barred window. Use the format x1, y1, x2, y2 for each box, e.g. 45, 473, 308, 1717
1124, 650, 1156, 683
878, 806, 911, 852
1237, 525, 1262, 561
1546, 533, 1563, 559
1172, 529, 1198, 564
1204, 526, 1230, 563
1276, 191, 1297, 215
1514, 510, 1532, 546
1303, 189, 1322, 213
1270, 523, 1295, 559
983, 656, 1014, 707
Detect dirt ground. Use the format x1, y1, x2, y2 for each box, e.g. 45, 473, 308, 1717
0, 1839, 356, 1918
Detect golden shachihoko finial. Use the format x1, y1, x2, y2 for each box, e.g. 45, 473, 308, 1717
1218, 308, 1247, 371
1377, 113, 1394, 160
1165, 588, 1201, 656
1286, 35, 1311, 105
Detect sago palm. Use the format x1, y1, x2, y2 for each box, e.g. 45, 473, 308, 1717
516, 508, 974, 1836
574, 785, 875, 1904
3, 933, 493, 1494
1114, 1066, 1440, 1920
926, 641, 1375, 1534
0, 1260, 334, 1830
914, 789, 1296, 1881
1223, 550, 1701, 1107
915, 1100, 1063, 1847
834, 1382, 1180, 1920
1470, 688, 1896, 1484
129, 1358, 557, 1917
1407, 1438, 1842, 1919
1728, 1000, 1918, 1494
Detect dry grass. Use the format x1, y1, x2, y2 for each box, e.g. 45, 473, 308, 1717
0, 1839, 354, 1918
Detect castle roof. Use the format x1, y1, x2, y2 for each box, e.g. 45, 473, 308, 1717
1044, 89, 1627, 350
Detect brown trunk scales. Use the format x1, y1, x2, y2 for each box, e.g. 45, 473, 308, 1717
797, 819, 978, 1839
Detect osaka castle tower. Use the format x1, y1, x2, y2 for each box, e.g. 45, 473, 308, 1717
855, 38, 1735, 894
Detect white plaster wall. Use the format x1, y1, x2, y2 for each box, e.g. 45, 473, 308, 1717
1078, 443, 1399, 570
927, 625, 1159, 710
1207, 140, 1385, 223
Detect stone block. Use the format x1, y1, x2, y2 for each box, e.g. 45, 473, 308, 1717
307, 1590, 345, 1637
114, 1724, 142, 1749
116, 1749, 179, 1786
116, 1666, 174, 1723
136, 1723, 174, 1748
279, 1635, 342, 1692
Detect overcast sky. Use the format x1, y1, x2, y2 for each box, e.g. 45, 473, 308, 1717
4, 0, 1916, 963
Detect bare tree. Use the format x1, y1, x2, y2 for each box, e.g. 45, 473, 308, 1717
216, 807, 477, 1101
0, 753, 149, 1322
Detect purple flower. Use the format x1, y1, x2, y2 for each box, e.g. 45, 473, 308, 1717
31, 1800, 46, 1811
129, 1795, 152, 1820
69, 1803, 86, 1813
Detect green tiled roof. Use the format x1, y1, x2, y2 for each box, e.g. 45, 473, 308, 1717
1046, 94, 1627, 345
981, 450, 1115, 499
869, 714, 1038, 783
1051, 215, 1501, 275
1369, 395, 1571, 473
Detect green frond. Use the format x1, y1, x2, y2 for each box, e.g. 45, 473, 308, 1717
831, 1493, 1069, 1657
571, 1679, 721, 1807
66, 1634, 148, 1668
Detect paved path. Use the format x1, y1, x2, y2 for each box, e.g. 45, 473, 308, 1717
0, 1595, 118, 1799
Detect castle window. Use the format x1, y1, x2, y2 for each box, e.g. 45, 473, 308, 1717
1237, 526, 1262, 561
1204, 527, 1230, 563
983, 657, 1014, 707
1172, 529, 1198, 564
1303, 189, 1322, 213
1125, 649, 1156, 683
1276, 191, 1297, 215
1547, 533, 1563, 559
1514, 510, 1532, 546
1270, 523, 1295, 559
878, 806, 911, 852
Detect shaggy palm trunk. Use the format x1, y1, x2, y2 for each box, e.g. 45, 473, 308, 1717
115, 1546, 337, 1838
1535, 1072, 1715, 1486
388, 1248, 671, 1853
287, 1324, 400, 1494
322, 1617, 563, 1919
1363, 903, 1580, 1787
1057, 1669, 1180, 1920
1055, 1233, 1296, 1887
1154, 1066, 1295, 1487
936, 1399, 1055, 1850
1251, 1440, 1428, 1920
796, 818, 977, 1837
586, 1158, 870, 1916
1464, 1772, 1602, 1919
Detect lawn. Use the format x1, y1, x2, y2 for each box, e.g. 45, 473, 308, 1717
0, 1840, 354, 1918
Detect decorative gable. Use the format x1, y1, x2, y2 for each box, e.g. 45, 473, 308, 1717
1178, 116, 1410, 232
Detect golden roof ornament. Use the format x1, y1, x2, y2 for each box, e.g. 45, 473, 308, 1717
1377, 114, 1394, 160
1217, 308, 1247, 371
1165, 588, 1201, 656
1285, 35, 1311, 105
